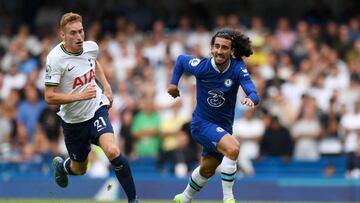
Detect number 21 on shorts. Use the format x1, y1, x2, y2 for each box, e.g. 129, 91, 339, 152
94, 116, 106, 132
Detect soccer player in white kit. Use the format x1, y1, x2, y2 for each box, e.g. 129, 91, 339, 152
44, 12, 138, 203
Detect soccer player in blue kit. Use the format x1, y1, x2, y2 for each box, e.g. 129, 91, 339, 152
169, 29, 259, 203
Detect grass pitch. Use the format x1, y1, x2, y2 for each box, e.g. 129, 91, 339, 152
0, 200, 217, 203
0, 200, 355, 203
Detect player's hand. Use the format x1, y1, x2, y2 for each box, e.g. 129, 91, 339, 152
241, 97, 255, 108
167, 84, 180, 98
104, 88, 113, 109
81, 84, 97, 100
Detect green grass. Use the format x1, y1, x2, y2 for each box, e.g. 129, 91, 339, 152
0, 200, 219, 203
0, 200, 355, 203
0, 200, 217, 203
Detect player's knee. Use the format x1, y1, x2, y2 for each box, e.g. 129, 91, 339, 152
199, 167, 215, 178
226, 146, 240, 160
103, 145, 120, 160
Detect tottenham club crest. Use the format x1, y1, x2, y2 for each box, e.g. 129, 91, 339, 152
224, 79, 233, 87
46, 65, 51, 73
189, 58, 201, 67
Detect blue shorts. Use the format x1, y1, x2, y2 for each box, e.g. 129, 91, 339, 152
191, 117, 229, 161
61, 106, 114, 162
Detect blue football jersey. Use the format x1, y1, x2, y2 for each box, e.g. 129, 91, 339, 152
171, 55, 259, 134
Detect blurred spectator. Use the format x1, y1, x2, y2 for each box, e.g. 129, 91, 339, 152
17, 48, 38, 75
36, 104, 61, 156
349, 17, 360, 41
2, 63, 26, 97
291, 97, 321, 161
16, 85, 46, 144
293, 20, 310, 63
246, 16, 267, 49
275, 17, 296, 52
263, 86, 297, 127
119, 108, 136, 159
340, 99, 360, 154
87, 146, 110, 178
281, 73, 305, 113
186, 22, 211, 57
233, 108, 265, 176
318, 97, 343, 155
1, 41, 21, 73
339, 74, 360, 107
345, 132, 360, 179
157, 101, 186, 174
173, 122, 199, 177
260, 115, 293, 161
131, 96, 161, 158
0, 100, 12, 160
323, 163, 336, 177
11, 24, 41, 56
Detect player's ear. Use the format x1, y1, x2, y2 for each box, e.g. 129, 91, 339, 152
59, 29, 65, 40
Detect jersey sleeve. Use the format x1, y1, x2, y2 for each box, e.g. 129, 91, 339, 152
238, 63, 260, 105
45, 55, 63, 86
86, 41, 99, 57
170, 54, 202, 85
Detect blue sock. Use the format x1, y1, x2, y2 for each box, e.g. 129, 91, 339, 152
57, 158, 76, 175
110, 155, 137, 201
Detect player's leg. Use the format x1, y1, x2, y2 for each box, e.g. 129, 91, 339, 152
174, 119, 225, 203
53, 121, 92, 188
98, 132, 137, 202
175, 155, 221, 203
217, 134, 240, 203
92, 106, 137, 203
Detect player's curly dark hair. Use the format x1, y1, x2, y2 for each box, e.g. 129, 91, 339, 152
210, 28, 253, 59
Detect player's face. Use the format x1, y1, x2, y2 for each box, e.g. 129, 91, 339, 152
60, 21, 84, 53
211, 37, 234, 67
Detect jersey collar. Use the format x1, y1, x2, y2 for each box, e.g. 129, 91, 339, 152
211, 57, 231, 73
60, 42, 83, 56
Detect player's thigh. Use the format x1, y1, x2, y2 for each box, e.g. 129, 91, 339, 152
61, 120, 92, 162
98, 132, 120, 159
191, 120, 228, 154
90, 106, 114, 143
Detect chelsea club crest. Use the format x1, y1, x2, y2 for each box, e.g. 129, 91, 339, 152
224, 79, 233, 87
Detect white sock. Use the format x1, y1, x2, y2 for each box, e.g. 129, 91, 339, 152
221, 157, 237, 201
182, 166, 208, 203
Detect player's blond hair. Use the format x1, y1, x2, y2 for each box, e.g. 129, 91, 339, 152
60, 12, 82, 29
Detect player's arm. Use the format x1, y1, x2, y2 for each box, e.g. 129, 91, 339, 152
168, 55, 200, 98
95, 60, 113, 107
239, 76, 260, 108
44, 85, 97, 105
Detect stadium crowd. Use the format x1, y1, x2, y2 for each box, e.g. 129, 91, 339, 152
0, 12, 359, 178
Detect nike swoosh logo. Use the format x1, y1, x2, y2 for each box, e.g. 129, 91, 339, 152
68, 66, 75, 71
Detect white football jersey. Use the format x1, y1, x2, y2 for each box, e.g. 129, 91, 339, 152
45, 41, 109, 123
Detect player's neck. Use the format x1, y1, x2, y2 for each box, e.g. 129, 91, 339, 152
216, 60, 230, 73
211, 57, 231, 73
62, 43, 83, 54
